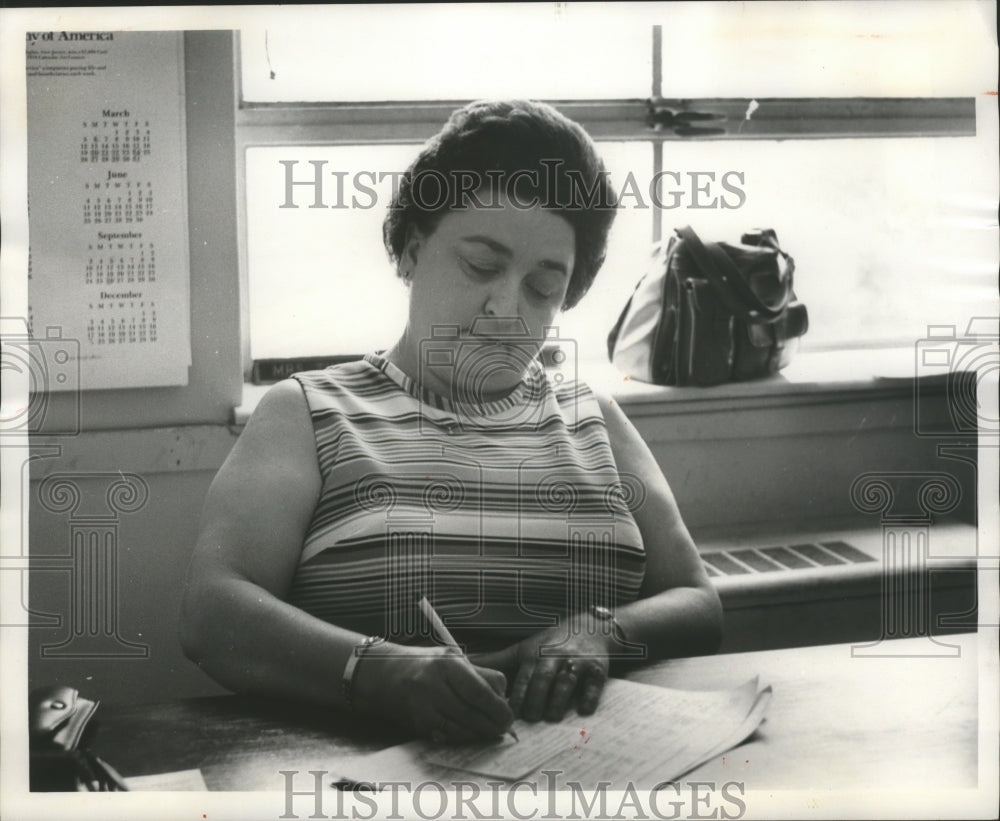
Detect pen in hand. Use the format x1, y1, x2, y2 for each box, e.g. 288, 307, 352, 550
417, 596, 519, 743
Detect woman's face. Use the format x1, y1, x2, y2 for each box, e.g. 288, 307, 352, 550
400, 192, 576, 400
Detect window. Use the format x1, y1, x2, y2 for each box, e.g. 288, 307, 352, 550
246, 142, 653, 364
240, 5, 651, 103
237, 3, 996, 377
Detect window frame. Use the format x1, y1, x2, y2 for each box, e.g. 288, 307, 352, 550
231, 28, 977, 382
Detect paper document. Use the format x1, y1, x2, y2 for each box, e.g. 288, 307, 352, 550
26, 31, 192, 389
335, 677, 770, 789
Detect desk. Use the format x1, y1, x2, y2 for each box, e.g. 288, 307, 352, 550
92, 633, 981, 792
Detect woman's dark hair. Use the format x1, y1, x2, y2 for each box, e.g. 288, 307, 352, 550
383, 99, 617, 310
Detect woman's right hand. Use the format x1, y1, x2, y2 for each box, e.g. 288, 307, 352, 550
352, 644, 514, 743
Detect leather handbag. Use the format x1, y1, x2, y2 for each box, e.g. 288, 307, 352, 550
607, 225, 809, 386
29, 685, 128, 791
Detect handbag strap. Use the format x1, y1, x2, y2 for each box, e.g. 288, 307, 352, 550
676, 225, 793, 320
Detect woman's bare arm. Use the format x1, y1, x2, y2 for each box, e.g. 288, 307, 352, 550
178, 379, 512, 738
471, 392, 723, 721
596, 393, 723, 661
178, 378, 358, 705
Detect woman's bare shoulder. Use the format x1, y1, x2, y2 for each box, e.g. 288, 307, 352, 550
590, 389, 637, 441
253, 377, 311, 421
237, 379, 314, 455
212, 378, 321, 506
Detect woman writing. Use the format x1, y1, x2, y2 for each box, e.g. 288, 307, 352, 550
180, 99, 722, 744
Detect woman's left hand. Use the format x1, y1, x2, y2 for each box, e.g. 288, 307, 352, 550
471, 624, 612, 723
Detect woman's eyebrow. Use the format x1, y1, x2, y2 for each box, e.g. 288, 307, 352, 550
460, 235, 569, 276
537, 260, 569, 277
459, 235, 513, 257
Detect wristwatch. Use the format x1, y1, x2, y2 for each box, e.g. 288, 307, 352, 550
341, 635, 386, 708
590, 604, 628, 644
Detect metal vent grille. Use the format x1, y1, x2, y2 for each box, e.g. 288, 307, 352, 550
702, 540, 875, 577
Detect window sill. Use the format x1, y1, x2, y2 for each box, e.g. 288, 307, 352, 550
232, 346, 932, 428
593, 345, 931, 411
229, 348, 976, 531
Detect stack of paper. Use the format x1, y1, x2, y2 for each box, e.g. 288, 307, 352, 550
335, 677, 771, 789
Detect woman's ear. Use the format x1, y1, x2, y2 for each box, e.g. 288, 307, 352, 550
400, 225, 425, 280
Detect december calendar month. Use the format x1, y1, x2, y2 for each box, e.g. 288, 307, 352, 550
26, 31, 191, 390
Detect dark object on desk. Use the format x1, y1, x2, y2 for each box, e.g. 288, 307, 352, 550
91, 694, 409, 790
608, 225, 809, 386
29, 685, 128, 791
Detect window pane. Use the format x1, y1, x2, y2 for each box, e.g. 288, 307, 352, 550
660, 0, 994, 97
246, 145, 417, 360
634, 136, 998, 350
557, 143, 654, 367
247, 134, 998, 362
245, 142, 655, 363
240, 6, 651, 103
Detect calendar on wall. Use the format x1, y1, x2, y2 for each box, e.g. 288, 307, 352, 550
26, 31, 191, 389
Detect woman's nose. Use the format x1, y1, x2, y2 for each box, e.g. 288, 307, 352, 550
483, 276, 521, 319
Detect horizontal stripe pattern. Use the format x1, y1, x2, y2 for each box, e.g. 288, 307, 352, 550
287, 353, 645, 647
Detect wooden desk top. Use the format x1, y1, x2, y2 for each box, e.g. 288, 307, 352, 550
92, 633, 983, 792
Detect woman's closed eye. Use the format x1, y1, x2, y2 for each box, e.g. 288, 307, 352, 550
460, 256, 504, 279
525, 275, 562, 301
526, 283, 555, 300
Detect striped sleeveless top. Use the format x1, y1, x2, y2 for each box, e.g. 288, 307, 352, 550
287, 353, 646, 650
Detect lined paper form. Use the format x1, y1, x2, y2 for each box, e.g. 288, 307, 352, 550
335, 677, 770, 788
